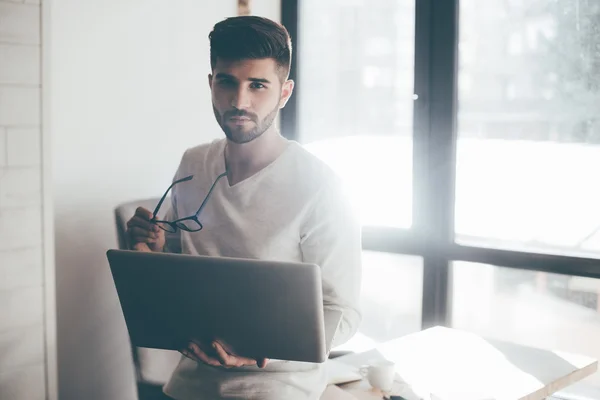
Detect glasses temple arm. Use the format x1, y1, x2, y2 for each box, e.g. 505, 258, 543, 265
194, 171, 227, 217
152, 175, 193, 218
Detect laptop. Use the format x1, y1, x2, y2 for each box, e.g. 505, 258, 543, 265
106, 249, 342, 363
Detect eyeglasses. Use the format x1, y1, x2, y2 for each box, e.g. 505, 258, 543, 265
151, 171, 227, 233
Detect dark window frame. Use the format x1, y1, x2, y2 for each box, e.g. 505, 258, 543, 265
281, 0, 600, 329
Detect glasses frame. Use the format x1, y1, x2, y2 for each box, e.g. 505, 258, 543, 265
151, 171, 228, 233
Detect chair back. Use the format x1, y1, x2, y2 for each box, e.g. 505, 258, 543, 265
114, 198, 182, 386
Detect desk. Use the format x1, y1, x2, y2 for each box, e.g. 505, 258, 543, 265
322, 326, 598, 400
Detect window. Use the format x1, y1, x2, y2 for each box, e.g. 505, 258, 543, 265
456, 0, 600, 258
337, 252, 422, 353
283, 0, 600, 395
453, 262, 600, 394
290, 0, 420, 354
453, 3, 600, 392
297, 0, 415, 230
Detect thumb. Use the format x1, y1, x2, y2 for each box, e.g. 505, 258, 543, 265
133, 242, 152, 252
257, 358, 269, 368
135, 206, 155, 221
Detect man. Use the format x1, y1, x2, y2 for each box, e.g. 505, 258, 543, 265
126, 16, 362, 400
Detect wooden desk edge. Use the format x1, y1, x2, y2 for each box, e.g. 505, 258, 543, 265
521, 359, 598, 400
329, 360, 599, 400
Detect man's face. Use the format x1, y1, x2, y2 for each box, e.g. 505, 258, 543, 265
209, 58, 294, 144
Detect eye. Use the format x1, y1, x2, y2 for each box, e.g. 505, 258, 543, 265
250, 82, 266, 89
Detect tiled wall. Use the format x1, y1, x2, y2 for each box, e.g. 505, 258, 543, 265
0, 0, 47, 399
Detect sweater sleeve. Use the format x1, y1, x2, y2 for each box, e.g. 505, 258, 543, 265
299, 181, 362, 348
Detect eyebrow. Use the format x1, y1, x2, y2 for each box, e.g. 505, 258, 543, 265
215, 73, 271, 84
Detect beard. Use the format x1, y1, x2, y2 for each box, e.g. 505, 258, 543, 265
213, 104, 279, 144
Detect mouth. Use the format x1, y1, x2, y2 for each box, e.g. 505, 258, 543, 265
229, 116, 251, 121
227, 116, 253, 125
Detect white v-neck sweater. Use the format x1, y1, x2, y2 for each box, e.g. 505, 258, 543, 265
161, 138, 362, 400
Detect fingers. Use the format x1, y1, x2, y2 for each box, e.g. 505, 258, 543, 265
180, 344, 200, 363
132, 242, 152, 252
182, 340, 261, 369
126, 208, 164, 249
135, 206, 154, 220
189, 342, 221, 367
212, 341, 235, 367
213, 341, 257, 368
127, 215, 158, 232
128, 226, 161, 242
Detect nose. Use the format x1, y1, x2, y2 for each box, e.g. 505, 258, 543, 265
231, 87, 251, 110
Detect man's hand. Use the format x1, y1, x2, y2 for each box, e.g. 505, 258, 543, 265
182, 340, 269, 369
126, 207, 165, 252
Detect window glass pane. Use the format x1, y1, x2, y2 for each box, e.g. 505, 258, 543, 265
452, 261, 600, 395
456, 0, 600, 256
299, 0, 415, 228
335, 251, 422, 353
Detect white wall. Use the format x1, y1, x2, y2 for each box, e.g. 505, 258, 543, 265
0, 1, 55, 399
50, 1, 236, 399
251, 0, 281, 24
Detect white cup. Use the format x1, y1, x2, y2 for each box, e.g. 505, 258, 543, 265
359, 360, 395, 392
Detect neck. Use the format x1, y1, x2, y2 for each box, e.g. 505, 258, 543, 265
224, 127, 289, 185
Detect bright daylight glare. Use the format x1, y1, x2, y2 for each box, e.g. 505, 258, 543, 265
299, 0, 600, 391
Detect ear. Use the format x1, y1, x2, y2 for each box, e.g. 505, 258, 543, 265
278, 79, 295, 109
208, 73, 213, 89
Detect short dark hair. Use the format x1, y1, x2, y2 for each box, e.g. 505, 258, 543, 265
209, 16, 292, 81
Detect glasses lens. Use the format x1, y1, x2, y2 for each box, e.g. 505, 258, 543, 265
155, 221, 177, 233
175, 219, 202, 232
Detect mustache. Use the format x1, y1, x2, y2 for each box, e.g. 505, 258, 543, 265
223, 109, 257, 120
